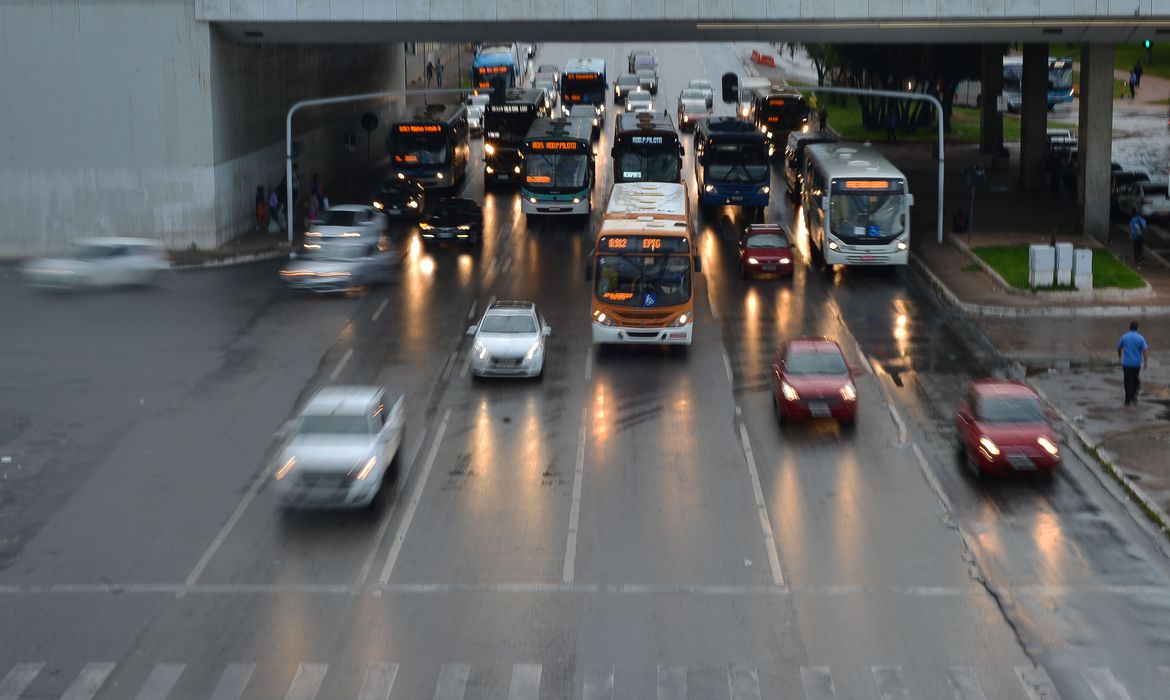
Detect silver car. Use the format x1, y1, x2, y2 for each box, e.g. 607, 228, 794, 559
687, 79, 714, 108
272, 386, 405, 509
21, 237, 171, 290
304, 205, 388, 244
465, 93, 490, 134
466, 300, 551, 379
624, 89, 654, 115
280, 241, 400, 294
677, 89, 711, 131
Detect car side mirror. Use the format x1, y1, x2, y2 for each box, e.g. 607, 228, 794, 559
466, 324, 477, 336
543, 325, 551, 337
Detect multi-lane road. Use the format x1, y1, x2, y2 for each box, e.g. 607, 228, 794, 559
1, 43, 1169, 700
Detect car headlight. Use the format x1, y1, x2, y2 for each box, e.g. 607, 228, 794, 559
760, 125, 767, 134
572, 197, 581, 204
592, 118, 598, 126
396, 172, 405, 179
595, 105, 603, 114
275, 456, 296, 480
682, 114, 689, 122
779, 257, 791, 264
747, 257, 759, 264
305, 231, 322, 237
896, 241, 907, 251
741, 106, 750, 117
840, 383, 857, 401
525, 341, 542, 361
781, 382, 799, 401
513, 166, 521, 174
474, 340, 489, 360
669, 313, 690, 327
979, 436, 1001, 456
484, 143, 495, 155
528, 197, 537, 204
704, 184, 714, 192
767, 131, 774, 140
1037, 436, 1060, 456
372, 201, 384, 210
761, 186, 770, 194
407, 200, 419, 208
436, 172, 444, 180
828, 241, 839, 251
802, 124, 810, 133
458, 224, 471, 230
593, 310, 615, 326
485, 166, 495, 174
419, 222, 432, 230
768, 145, 776, 157
355, 456, 378, 481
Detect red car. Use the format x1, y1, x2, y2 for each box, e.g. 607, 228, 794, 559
954, 380, 1061, 477
739, 224, 794, 278
770, 337, 858, 426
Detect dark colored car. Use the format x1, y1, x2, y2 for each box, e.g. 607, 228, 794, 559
372, 177, 426, 218
770, 337, 858, 427
419, 197, 483, 246
954, 379, 1061, 478
614, 74, 640, 102
739, 224, 794, 278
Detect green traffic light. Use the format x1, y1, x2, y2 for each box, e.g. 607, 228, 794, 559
1145, 40, 1152, 49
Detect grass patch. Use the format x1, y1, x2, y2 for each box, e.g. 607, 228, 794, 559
1110, 43, 1170, 82
972, 245, 1146, 290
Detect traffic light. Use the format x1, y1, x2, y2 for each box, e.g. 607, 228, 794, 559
721, 72, 739, 105
1145, 40, 1151, 49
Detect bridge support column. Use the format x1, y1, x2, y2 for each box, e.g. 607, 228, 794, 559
1018, 44, 1049, 192
980, 44, 1005, 154
1078, 43, 1115, 239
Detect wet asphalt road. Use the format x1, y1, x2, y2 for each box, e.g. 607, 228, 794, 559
2, 43, 1170, 700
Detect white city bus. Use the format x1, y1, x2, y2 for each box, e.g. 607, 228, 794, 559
801, 142, 913, 266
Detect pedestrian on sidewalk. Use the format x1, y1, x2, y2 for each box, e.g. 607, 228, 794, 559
1128, 70, 1137, 99
305, 191, 320, 229
1118, 321, 1150, 406
818, 107, 828, 133
436, 59, 444, 87
1128, 212, 1148, 268
254, 185, 267, 232
884, 108, 898, 143
1134, 61, 1143, 88
268, 188, 282, 231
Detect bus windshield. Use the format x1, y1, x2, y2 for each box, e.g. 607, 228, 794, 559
1048, 63, 1073, 90
525, 152, 588, 190
616, 144, 680, 182
829, 192, 905, 241
757, 98, 808, 130
485, 111, 536, 145
596, 253, 692, 308
393, 131, 448, 165
706, 143, 768, 183
563, 75, 606, 103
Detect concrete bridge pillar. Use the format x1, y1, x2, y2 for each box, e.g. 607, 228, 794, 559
1018, 44, 1049, 192
1078, 43, 1115, 240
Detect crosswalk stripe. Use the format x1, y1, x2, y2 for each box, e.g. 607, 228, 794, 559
60, 662, 116, 700
1016, 666, 1062, 700
871, 666, 911, 700
1081, 667, 1133, 700
358, 663, 398, 700
133, 663, 185, 700
657, 665, 686, 700
284, 663, 328, 700
946, 667, 988, 700
799, 666, 838, 700
0, 663, 44, 700
727, 664, 762, 700
507, 663, 541, 700
582, 666, 614, 700
432, 663, 470, 700
208, 663, 255, 700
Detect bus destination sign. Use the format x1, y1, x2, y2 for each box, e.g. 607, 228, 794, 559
396, 124, 443, 133
529, 140, 581, 152
565, 73, 603, 81
600, 236, 689, 253
838, 179, 897, 191
628, 135, 664, 145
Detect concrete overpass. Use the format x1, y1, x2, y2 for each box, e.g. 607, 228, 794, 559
2, 0, 1166, 255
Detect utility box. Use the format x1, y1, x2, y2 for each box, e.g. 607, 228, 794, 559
1028, 244, 1055, 287
1073, 248, 1093, 290
1054, 242, 1074, 285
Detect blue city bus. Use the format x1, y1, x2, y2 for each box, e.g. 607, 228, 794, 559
520, 117, 595, 218
387, 104, 470, 191
472, 44, 521, 89
693, 117, 771, 210
559, 58, 607, 124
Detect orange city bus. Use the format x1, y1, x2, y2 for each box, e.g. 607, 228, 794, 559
586, 182, 701, 345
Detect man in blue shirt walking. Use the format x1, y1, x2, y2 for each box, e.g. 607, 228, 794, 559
1117, 321, 1150, 406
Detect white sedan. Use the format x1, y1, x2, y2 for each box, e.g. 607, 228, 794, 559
21, 237, 171, 289
304, 205, 388, 244
624, 89, 654, 115
272, 386, 404, 509
466, 300, 551, 379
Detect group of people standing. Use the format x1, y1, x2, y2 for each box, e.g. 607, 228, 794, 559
253, 165, 327, 234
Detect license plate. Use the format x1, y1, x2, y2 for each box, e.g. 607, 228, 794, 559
860, 255, 876, 261
761, 265, 778, 271
730, 196, 743, 202
1007, 454, 1034, 470
668, 332, 687, 340
808, 402, 830, 417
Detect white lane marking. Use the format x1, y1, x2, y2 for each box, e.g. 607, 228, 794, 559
439, 350, 458, 383
947, 667, 989, 700
563, 408, 588, 583
912, 441, 954, 513
134, 663, 185, 700
888, 403, 907, 445
721, 345, 734, 382
371, 298, 389, 322
283, 663, 328, 700
871, 666, 911, 700
379, 408, 451, 585
584, 350, 593, 381
800, 666, 838, 700
657, 665, 686, 700
1081, 667, 1133, 700
502, 257, 513, 274
182, 465, 269, 595
0, 663, 44, 700
432, 663, 469, 700
358, 663, 398, 700
467, 300, 478, 320
60, 662, 115, 700
356, 428, 428, 588
329, 348, 354, 381
507, 664, 542, 700
727, 665, 762, 700
459, 348, 473, 378
1016, 667, 1063, 700
208, 663, 255, 700
582, 666, 614, 700
736, 407, 785, 586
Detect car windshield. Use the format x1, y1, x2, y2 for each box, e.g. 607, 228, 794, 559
432, 201, 473, 218
68, 243, 118, 260
480, 314, 537, 333
786, 350, 848, 375
595, 254, 692, 307
538, 65, 558, 74
680, 90, 705, 101
638, 70, 655, 80
319, 210, 362, 226
618, 76, 639, 87
689, 81, 711, 90
628, 94, 651, 106
745, 233, 788, 248
298, 414, 371, 435
979, 396, 1044, 423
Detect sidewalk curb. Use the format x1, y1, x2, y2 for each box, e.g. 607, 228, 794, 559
173, 248, 289, 271
1030, 384, 1170, 540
